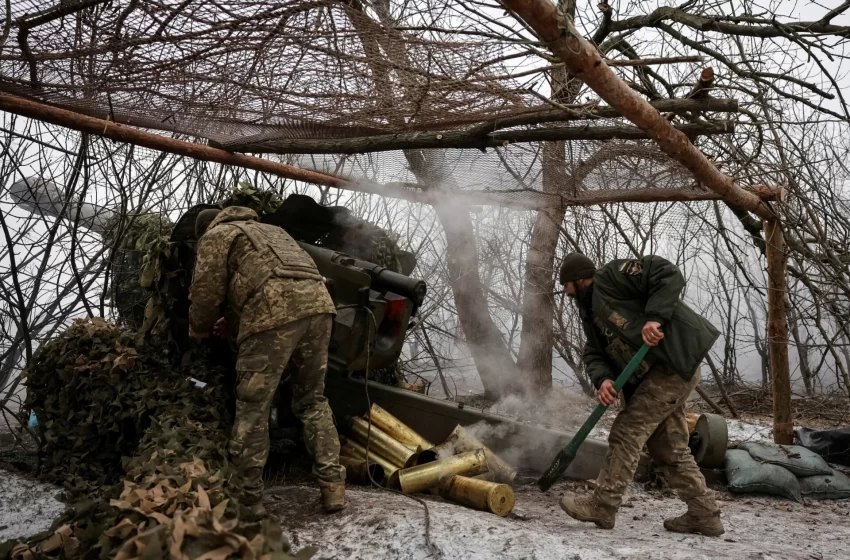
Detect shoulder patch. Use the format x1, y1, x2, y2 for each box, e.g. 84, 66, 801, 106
619, 260, 643, 276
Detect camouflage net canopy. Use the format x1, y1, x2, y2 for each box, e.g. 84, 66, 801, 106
6, 317, 308, 560
104, 212, 175, 338
0, 1, 737, 209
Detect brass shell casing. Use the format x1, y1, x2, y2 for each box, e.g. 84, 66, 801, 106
339, 455, 385, 486
437, 474, 516, 517
366, 403, 434, 452
437, 424, 517, 484
340, 438, 399, 481
397, 449, 488, 494
348, 417, 417, 468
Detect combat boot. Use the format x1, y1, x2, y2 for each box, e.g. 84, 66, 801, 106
559, 494, 616, 529
663, 511, 724, 537
319, 481, 346, 513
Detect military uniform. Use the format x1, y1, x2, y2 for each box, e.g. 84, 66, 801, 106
189, 206, 345, 507
576, 255, 721, 518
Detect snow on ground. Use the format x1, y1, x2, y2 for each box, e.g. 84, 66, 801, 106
3, 465, 850, 559
725, 418, 776, 444
586, 413, 783, 447
0, 470, 65, 542
268, 481, 850, 560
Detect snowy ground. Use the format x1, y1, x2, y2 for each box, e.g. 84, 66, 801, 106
269, 480, 850, 560
3, 461, 850, 559
0, 471, 64, 542
592, 416, 779, 445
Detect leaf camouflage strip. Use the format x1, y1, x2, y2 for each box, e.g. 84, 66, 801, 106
3, 318, 310, 560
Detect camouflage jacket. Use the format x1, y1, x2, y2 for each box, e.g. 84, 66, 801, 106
189, 206, 335, 343
578, 255, 720, 389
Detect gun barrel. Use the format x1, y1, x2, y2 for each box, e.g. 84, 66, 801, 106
350, 257, 426, 307
297, 242, 426, 306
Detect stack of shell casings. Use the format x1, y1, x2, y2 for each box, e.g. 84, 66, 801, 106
340, 406, 517, 516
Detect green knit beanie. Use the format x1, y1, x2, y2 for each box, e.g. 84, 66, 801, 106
559, 253, 596, 285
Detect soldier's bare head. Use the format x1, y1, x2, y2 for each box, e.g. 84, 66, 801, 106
195, 209, 221, 239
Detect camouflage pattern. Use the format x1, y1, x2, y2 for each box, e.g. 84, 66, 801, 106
593, 365, 719, 516
188, 205, 344, 504
229, 314, 345, 504
189, 206, 335, 343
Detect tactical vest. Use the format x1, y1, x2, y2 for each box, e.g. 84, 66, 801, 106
592, 314, 652, 381
224, 221, 323, 313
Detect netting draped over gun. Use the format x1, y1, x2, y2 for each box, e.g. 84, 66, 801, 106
538, 344, 651, 491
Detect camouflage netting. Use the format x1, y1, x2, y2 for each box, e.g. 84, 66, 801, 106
104, 212, 175, 345
0, 1, 732, 211
4, 318, 310, 560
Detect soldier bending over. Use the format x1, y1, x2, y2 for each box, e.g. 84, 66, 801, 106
189, 206, 345, 519
558, 253, 724, 536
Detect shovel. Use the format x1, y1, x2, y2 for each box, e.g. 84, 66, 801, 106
537, 343, 650, 491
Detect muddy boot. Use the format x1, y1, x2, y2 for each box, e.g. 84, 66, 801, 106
664, 512, 724, 537
559, 494, 616, 529
241, 502, 267, 522
319, 481, 346, 513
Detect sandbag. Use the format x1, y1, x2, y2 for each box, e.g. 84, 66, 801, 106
725, 449, 802, 502
796, 427, 850, 467
799, 468, 850, 500
739, 442, 831, 477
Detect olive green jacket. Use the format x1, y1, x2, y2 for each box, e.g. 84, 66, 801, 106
578, 255, 720, 389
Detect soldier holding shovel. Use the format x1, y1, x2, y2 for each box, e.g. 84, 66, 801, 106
557, 253, 724, 536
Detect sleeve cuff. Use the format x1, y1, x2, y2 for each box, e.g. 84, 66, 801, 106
645, 314, 666, 325
593, 375, 615, 390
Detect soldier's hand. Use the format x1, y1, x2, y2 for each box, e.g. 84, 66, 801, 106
597, 379, 618, 406
213, 317, 231, 338
189, 327, 209, 342
641, 321, 664, 347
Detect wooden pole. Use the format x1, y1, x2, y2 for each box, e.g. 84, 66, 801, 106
0, 92, 784, 212
0, 92, 349, 190
499, 0, 775, 221
694, 384, 727, 416
764, 219, 794, 444
219, 120, 736, 154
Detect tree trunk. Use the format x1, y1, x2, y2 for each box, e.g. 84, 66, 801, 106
516, 201, 565, 392
787, 304, 814, 395
764, 219, 793, 444
515, 13, 579, 392
407, 149, 521, 397
432, 201, 522, 397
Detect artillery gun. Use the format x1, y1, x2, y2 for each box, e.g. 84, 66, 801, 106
166, 201, 426, 378
13, 175, 732, 484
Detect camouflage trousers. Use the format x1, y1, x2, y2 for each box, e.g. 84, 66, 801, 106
229, 314, 345, 504
594, 366, 719, 516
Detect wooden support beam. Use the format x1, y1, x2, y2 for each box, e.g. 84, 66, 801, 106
218, 98, 738, 153
0, 92, 782, 211
0, 91, 349, 189
499, 1, 775, 220
764, 219, 794, 444
221, 120, 735, 154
